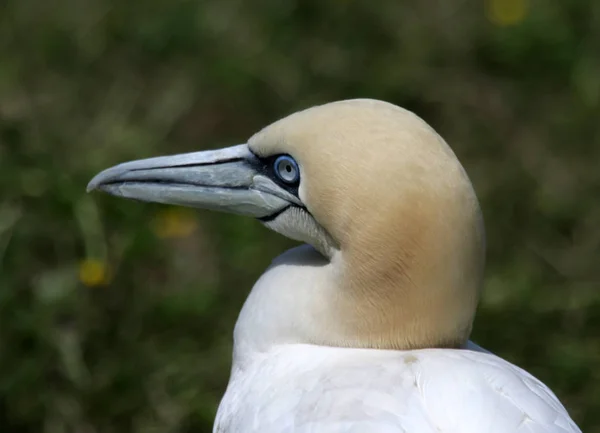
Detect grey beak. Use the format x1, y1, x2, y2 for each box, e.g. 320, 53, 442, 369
87, 144, 293, 219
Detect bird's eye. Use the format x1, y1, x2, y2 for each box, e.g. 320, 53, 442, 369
273, 155, 300, 184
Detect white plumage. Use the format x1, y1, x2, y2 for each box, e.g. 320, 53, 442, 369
216, 345, 578, 433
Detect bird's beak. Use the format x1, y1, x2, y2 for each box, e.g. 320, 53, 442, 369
87, 144, 295, 219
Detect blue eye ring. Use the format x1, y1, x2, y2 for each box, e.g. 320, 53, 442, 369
273, 155, 300, 184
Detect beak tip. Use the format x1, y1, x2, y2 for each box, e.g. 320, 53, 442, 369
87, 166, 122, 193
86, 175, 103, 193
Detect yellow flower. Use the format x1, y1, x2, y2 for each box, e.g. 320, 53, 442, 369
151, 208, 198, 239
486, 0, 528, 27
79, 259, 110, 287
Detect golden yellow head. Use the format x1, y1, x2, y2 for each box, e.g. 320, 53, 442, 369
88, 99, 486, 349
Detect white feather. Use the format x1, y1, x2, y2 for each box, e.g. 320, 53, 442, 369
214, 344, 580, 433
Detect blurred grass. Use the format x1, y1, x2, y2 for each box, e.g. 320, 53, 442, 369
0, 0, 599, 431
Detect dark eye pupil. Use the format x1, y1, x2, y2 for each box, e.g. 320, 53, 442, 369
273, 155, 299, 184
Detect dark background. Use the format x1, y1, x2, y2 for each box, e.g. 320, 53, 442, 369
1, 0, 598, 431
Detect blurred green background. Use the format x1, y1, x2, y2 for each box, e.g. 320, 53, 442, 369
0, 0, 598, 431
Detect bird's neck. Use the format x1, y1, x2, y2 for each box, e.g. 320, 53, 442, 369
231, 244, 337, 365
230, 235, 481, 370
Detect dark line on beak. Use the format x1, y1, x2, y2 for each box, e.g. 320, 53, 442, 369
257, 205, 292, 223
128, 157, 248, 172
100, 180, 250, 190
257, 204, 310, 223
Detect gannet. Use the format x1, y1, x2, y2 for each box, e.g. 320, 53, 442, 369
88, 99, 581, 433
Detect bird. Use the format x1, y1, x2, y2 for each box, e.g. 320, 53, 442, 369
88, 99, 581, 433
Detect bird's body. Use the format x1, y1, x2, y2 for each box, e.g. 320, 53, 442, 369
216, 344, 576, 433
88, 99, 582, 432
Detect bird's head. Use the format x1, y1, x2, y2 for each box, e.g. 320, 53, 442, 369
88, 99, 485, 351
